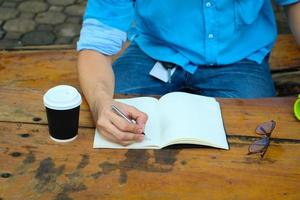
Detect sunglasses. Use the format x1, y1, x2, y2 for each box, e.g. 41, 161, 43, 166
248, 120, 276, 158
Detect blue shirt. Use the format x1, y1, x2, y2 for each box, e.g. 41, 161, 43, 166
77, 0, 299, 73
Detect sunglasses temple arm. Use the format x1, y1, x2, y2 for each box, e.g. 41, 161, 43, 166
260, 150, 267, 158
260, 141, 271, 158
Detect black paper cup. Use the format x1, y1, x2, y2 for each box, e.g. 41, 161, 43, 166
43, 85, 82, 142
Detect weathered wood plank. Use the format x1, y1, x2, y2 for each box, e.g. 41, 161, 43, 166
273, 71, 300, 96
0, 36, 299, 92
218, 97, 300, 139
0, 35, 299, 99
273, 71, 300, 84
0, 122, 299, 200
0, 33, 299, 200
0, 87, 299, 140
0, 50, 79, 90
0, 86, 93, 126
0, 48, 127, 91
270, 34, 300, 71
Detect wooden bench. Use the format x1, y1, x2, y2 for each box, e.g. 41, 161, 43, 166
1, 34, 299, 96
1, 50, 300, 200
1, 33, 300, 199
270, 34, 300, 96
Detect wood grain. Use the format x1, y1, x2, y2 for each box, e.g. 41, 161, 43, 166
0, 35, 299, 91
1, 34, 300, 200
0, 87, 299, 140
0, 49, 123, 91
0, 50, 79, 91
270, 34, 300, 71
0, 122, 299, 200
273, 71, 300, 84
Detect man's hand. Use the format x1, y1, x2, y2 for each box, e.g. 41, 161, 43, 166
78, 50, 148, 146
93, 98, 148, 146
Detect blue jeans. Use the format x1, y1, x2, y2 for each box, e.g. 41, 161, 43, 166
112, 42, 276, 98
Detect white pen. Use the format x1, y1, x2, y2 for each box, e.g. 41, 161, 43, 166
111, 105, 145, 135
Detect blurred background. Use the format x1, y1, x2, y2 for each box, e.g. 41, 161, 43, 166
0, 0, 85, 49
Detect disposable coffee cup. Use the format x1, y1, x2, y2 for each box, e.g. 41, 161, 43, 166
43, 85, 82, 142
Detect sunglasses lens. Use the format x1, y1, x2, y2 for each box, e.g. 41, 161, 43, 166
256, 120, 276, 135
249, 137, 269, 153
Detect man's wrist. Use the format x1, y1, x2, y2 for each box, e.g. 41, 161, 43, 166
93, 87, 113, 110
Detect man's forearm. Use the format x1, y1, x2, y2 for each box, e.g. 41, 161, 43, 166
286, 2, 300, 45
77, 50, 114, 119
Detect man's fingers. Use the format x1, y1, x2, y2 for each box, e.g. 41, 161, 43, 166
105, 121, 144, 145
101, 130, 133, 146
123, 105, 148, 127
97, 128, 118, 143
97, 119, 143, 146
109, 111, 140, 134
96, 102, 146, 146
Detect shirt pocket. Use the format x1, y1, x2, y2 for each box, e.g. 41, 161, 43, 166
234, 0, 265, 29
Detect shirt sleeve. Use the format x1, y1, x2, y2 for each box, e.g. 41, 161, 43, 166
276, 0, 300, 6
76, 18, 127, 55
84, 0, 134, 32
77, 0, 134, 55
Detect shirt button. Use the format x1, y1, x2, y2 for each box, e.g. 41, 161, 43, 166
208, 33, 214, 39
206, 2, 212, 7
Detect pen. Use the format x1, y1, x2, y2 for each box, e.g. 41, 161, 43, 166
111, 105, 145, 135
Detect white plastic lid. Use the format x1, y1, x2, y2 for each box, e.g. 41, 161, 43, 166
43, 85, 82, 110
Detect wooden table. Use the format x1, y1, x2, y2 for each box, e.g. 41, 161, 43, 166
1, 47, 300, 200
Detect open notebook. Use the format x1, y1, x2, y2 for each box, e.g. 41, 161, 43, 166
93, 92, 229, 150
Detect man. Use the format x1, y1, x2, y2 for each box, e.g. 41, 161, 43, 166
77, 0, 300, 145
